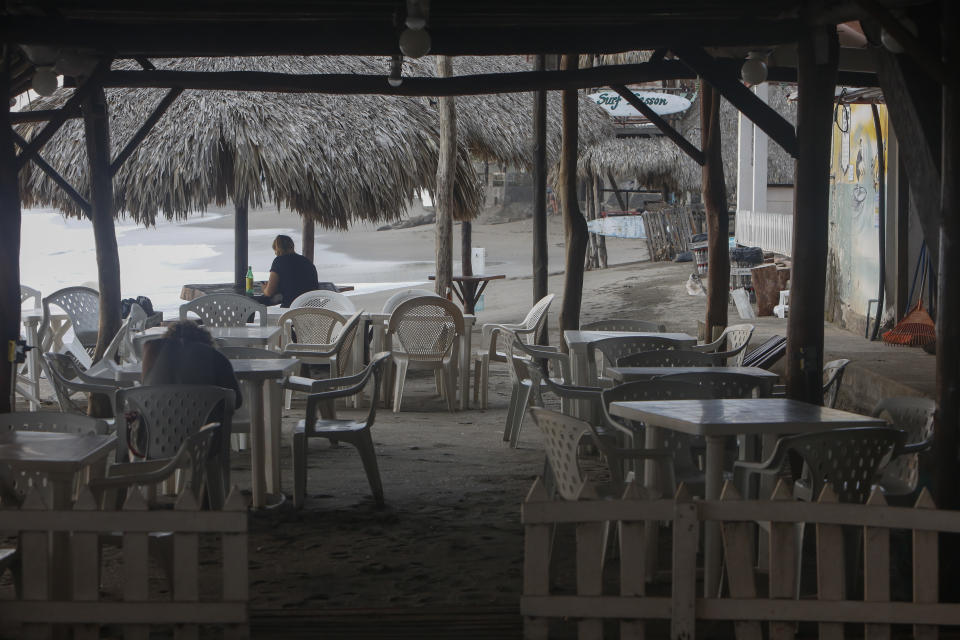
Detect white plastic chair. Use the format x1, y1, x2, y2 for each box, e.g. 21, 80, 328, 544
692, 323, 755, 366
386, 296, 464, 412
473, 293, 554, 409
179, 293, 267, 327
41, 352, 132, 416
0, 411, 109, 436
873, 397, 936, 496
115, 385, 235, 509
290, 289, 357, 315
41, 286, 100, 366
20, 285, 41, 309
279, 307, 346, 409
120, 302, 149, 364
282, 310, 362, 410
381, 288, 441, 315
291, 353, 390, 508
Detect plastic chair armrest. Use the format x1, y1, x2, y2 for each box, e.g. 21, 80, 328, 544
900, 438, 933, 455
91, 458, 180, 490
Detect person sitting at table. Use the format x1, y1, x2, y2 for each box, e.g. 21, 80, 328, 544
262, 234, 319, 308
141, 320, 241, 413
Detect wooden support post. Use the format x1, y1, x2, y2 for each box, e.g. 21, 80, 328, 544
935, 0, 960, 520
532, 54, 549, 344
593, 173, 607, 269
558, 53, 588, 349
234, 197, 248, 292
434, 56, 456, 299
461, 221, 473, 277
301, 215, 315, 263
82, 83, 122, 417
701, 81, 729, 338
786, 25, 838, 404
0, 57, 22, 413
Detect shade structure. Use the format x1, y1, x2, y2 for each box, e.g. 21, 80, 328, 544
579, 80, 796, 197
411, 55, 613, 169
16, 55, 485, 227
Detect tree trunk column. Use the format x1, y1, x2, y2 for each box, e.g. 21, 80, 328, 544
82, 86, 121, 365
301, 215, 315, 263
786, 26, 839, 403
234, 197, 248, 291
935, 0, 960, 512
701, 83, 730, 339
0, 60, 22, 413
532, 54, 549, 344
434, 56, 456, 298
558, 53, 588, 349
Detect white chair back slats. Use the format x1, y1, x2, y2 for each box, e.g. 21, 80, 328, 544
290, 290, 357, 315
179, 293, 267, 327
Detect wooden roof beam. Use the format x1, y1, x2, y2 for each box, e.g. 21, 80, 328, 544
12, 131, 91, 215
854, 0, 950, 87
675, 47, 799, 159
9, 108, 81, 124
87, 62, 876, 96
3, 18, 804, 57
609, 84, 704, 166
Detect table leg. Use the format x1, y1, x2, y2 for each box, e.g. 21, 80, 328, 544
703, 434, 725, 598
263, 379, 282, 496
248, 380, 266, 508
458, 320, 473, 410
568, 345, 590, 419
25, 321, 42, 410
48, 473, 75, 601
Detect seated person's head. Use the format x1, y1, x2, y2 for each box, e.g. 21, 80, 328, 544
272, 234, 295, 256
164, 320, 214, 346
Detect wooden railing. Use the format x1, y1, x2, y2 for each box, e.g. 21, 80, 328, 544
734, 209, 793, 257
522, 478, 960, 639
0, 486, 249, 639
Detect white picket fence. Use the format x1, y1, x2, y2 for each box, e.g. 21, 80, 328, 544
735, 209, 793, 257
522, 478, 960, 639
0, 485, 249, 639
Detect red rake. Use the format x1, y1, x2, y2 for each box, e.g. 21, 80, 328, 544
882, 301, 936, 347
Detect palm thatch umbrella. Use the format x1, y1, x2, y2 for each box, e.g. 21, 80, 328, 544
579, 81, 796, 199
406, 55, 614, 170
17, 56, 484, 227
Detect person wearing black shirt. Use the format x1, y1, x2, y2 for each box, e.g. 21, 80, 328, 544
262, 234, 320, 308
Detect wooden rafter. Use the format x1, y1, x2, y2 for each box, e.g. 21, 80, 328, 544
12, 132, 91, 214
675, 47, 799, 159
9, 108, 81, 124
14, 61, 108, 171
610, 84, 704, 166
854, 0, 950, 87
110, 87, 182, 176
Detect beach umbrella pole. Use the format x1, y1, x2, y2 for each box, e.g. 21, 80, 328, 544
234, 197, 248, 292
302, 216, 315, 263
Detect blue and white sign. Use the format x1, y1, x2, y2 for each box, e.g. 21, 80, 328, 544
589, 90, 692, 117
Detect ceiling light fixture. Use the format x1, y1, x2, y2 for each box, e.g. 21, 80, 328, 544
405, 0, 429, 30
740, 51, 768, 86
388, 55, 404, 87
32, 66, 59, 96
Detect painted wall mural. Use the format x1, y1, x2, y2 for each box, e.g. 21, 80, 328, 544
827, 102, 888, 333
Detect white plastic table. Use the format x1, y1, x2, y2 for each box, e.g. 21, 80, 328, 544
231, 358, 299, 508
608, 398, 887, 598
563, 330, 697, 418
607, 365, 780, 395
0, 431, 117, 599
369, 312, 476, 410
134, 325, 281, 351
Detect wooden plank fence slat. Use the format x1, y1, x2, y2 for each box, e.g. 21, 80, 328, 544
174, 491, 201, 640
671, 487, 697, 640
618, 482, 649, 640
913, 488, 938, 640
522, 478, 551, 640
768, 480, 797, 640
816, 484, 845, 640
575, 482, 605, 640
19, 488, 51, 640
222, 486, 251, 640
122, 488, 151, 640
0, 510, 246, 532
863, 488, 891, 640
72, 487, 102, 640
719, 482, 762, 640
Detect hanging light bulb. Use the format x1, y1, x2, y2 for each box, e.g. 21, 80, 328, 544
399, 27, 431, 58
880, 17, 918, 54
32, 66, 59, 97
405, 0, 429, 29
740, 51, 768, 85
388, 55, 404, 87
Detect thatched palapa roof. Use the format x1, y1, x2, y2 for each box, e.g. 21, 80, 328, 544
409, 55, 613, 169
579, 80, 797, 201
17, 56, 485, 227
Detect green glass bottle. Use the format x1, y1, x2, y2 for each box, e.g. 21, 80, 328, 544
245, 266, 254, 295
